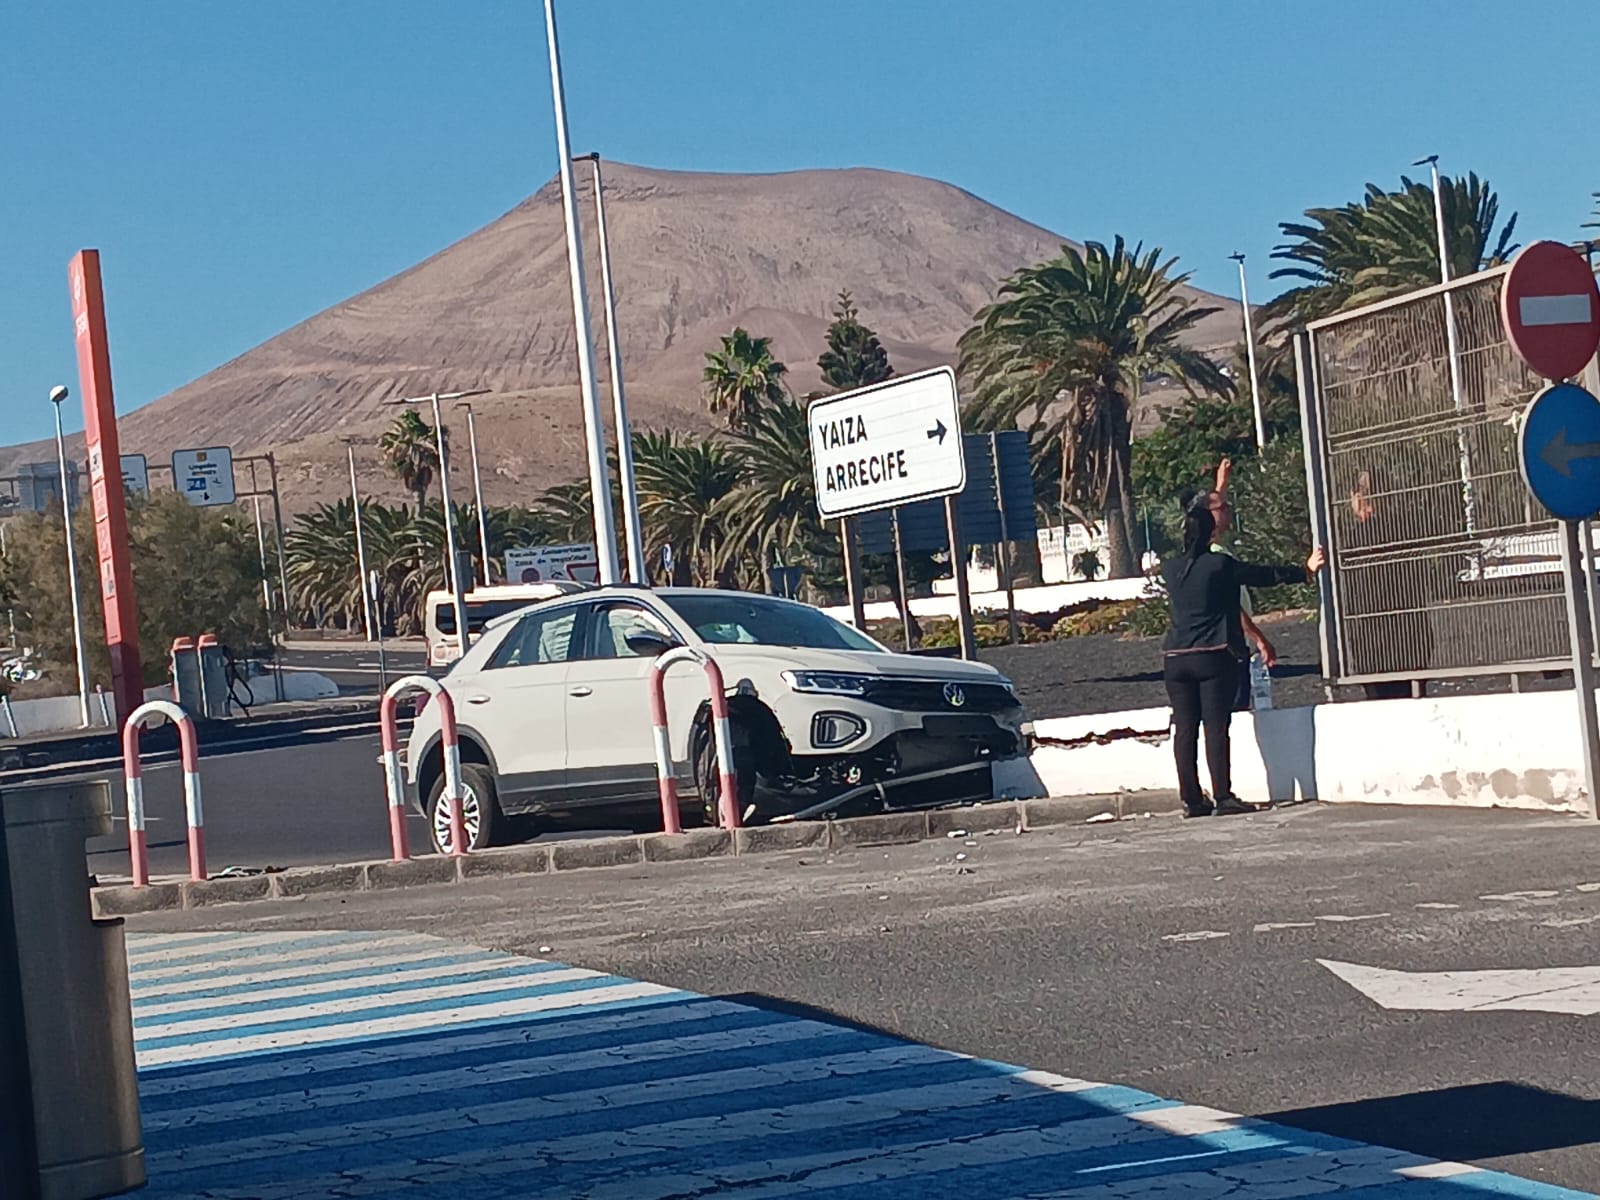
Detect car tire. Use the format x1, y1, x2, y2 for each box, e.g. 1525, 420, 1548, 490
692, 721, 757, 827
427, 762, 500, 854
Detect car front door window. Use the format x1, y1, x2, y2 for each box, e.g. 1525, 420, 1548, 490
489, 608, 579, 669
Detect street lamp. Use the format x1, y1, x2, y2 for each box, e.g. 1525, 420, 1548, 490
385, 388, 488, 652
461, 404, 493, 587
1229, 253, 1266, 450
576, 151, 647, 584
542, 0, 622, 586
1415, 153, 1475, 533
49, 384, 92, 727
343, 440, 376, 642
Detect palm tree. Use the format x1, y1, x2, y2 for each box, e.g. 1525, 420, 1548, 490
632, 430, 743, 585
716, 394, 831, 592
959, 237, 1229, 577
702, 327, 789, 431
1264, 173, 1518, 328
379, 410, 446, 509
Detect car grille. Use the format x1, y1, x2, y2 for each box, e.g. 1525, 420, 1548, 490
863, 679, 1019, 714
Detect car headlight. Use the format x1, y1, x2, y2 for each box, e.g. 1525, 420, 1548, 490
781, 670, 872, 696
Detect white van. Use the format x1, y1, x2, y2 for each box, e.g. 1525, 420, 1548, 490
424, 582, 589, 668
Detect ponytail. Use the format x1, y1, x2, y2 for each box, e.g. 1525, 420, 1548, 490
1178, 492, 1215, 579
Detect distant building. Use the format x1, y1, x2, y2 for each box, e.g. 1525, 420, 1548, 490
11, 461, 82, 515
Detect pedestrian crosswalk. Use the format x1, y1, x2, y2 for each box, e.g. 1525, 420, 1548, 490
118, 930, 1590, 1199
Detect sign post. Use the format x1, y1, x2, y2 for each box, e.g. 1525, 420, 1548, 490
1509, 240, 1600, 820
809, 367, 972, 657
69, 250, 143, 721
171, 447, 237, 507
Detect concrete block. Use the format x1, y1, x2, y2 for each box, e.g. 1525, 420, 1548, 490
641, 828, 732, 863
1023, 794, 1122, 828
828, 812, 929, 848
551, 836, 643, 872
366, 856, 459, 890
92, 882, 183, 919
458, 844, 552, 880
271, 864, 366, 899
183, 874, 273, 907
1118, 789, 1183, 817
927, 802, 1023, 837
734, 822, 828, 856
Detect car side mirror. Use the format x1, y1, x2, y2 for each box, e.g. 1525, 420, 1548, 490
625, 631, 678, 657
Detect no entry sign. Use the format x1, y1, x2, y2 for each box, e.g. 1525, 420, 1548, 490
1500, 240, 1600, 381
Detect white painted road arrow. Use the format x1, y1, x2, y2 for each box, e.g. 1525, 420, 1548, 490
1321, 959, 1600, 1015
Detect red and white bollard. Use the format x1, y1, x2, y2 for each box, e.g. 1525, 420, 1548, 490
648, 648, 743, 832
380, 675, 468, 857
122, 700, 205, 885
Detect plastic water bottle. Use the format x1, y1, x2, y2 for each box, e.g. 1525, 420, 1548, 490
1249, 655, 1273, 711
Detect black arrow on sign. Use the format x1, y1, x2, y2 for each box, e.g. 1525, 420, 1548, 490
927, 420, 948, 445
1541, 427, 1600, 477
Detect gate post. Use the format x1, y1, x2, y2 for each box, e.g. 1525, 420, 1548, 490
647, 648, 743, 832
121, 701, 204, 884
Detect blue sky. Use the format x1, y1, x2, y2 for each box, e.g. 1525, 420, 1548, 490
4, 0, 1597, 448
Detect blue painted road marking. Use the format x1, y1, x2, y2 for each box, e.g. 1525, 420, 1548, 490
113, 931, 1594, 1199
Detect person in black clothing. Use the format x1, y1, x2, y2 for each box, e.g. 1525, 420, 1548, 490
1162, 493, 1326, 818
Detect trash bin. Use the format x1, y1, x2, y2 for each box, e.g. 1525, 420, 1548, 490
0, 779, 144, 1200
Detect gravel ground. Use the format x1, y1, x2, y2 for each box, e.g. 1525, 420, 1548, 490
981, 610, 1580, 721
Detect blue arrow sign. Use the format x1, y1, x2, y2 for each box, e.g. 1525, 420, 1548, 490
1520, 383, 1600, 520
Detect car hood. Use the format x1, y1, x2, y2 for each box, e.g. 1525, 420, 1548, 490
697, 644, 1011, 684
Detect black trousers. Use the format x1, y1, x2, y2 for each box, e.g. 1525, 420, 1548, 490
1163, 648, 1237, 811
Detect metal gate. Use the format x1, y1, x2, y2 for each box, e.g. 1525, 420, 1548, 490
1295, 263, 1587, 685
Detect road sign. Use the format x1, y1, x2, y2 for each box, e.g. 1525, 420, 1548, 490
810, 367, 965, 520
119, 454, 148, 495
1500, 240, 1600, 381
171, 447, 236, 507
1518, 383, 1600, 519
504, 543, 598, 584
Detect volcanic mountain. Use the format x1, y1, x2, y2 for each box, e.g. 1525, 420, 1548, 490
5, 164, 1243, 509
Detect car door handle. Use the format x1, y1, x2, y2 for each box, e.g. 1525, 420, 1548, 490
466, 694, 491, 705
569, 686, 593, 698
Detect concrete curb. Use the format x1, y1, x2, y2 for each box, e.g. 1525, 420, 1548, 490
90, 790, 1182, 919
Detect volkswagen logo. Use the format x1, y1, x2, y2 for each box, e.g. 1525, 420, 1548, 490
943, 682, 966, 708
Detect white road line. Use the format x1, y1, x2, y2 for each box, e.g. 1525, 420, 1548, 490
1253, 922, 1314, 932
136, 981, 679, 1066
1481, 891, 1560, 901
1315, 913, 1390, 923
1161, 930, 1230, 943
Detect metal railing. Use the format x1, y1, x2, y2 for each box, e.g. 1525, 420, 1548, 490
1299, 264, 1575, 684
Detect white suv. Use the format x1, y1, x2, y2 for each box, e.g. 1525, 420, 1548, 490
405, 586, 1032, 851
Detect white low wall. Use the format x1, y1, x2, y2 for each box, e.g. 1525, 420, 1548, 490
0, 692, 117, 738
1028, 691, 1592, 816
826, 578, 1150, 625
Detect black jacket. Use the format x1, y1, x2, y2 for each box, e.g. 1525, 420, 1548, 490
1161, 552, 1306, 658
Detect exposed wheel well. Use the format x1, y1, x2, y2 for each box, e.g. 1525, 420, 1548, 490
689, 694, 791, 780
416, 735, 494, 805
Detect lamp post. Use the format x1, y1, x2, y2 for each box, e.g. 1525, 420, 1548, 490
49, 384, 91, 727
1416, 153, 1476, 536
386, 388, 488, 651
542, 0, 622, 586
462, 404, 493, 587
1229, 253, 1266, 450
576, 152, 647, 584
346, 443, 376, 641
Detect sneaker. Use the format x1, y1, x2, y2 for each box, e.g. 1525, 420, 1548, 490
1213, 795, 1264, 816
1182, 802, 1213, 819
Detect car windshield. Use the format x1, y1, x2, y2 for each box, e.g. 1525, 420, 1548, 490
661, 594, 883, 652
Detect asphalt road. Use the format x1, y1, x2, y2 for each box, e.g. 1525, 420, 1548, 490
275, 641, 427, 697
132, 804, 1600, 1191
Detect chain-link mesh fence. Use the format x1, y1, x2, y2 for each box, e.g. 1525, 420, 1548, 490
1306, 266, 1571, 682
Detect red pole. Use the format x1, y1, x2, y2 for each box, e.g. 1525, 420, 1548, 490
378, 690, 411, 861
649, 663, 683, 835
703, 658, 743, 830
120, 718, 149, 886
